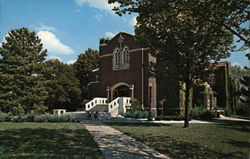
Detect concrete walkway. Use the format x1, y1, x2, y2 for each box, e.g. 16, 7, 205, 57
102, 116, 250, 124
82, 120, 170, 159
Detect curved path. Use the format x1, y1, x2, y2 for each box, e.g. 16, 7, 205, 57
82, 120, 170, 159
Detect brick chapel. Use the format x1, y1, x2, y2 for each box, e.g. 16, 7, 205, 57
87, 32, 234, 117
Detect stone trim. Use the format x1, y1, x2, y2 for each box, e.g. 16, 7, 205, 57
99, 48, 149, 58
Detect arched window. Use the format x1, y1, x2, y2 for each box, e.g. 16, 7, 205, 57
123, 47, 129, 64
113, 48, 120, 66
113, 47, 130, 70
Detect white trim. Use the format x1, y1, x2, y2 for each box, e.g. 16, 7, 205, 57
99, 48, 149, 58
110, 82, 130, 100
100, 53, 113, 58
87, 81, 99, 86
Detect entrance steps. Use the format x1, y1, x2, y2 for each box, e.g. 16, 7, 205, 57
85, 97, 131, 117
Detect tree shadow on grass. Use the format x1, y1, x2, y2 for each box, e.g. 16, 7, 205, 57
215, 120, 250, 133
138, 134, 246, 159
0, 127, 104, 159
108, 122, 248, 159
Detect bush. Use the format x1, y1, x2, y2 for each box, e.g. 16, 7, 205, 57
58, 114, 71, 122
131, 98, 141, 111
12, 105, 25, 115
236, 103, 249, 117
34, 114, 77, 122
31, 105, 48, 115
155, 115, 184, 121
34, 114, 52, 122
0, 112, 9, 122
124, 110, 149, 118
199, 110, 216, 120
190, 107, 204, 119
224, 107, 232, 116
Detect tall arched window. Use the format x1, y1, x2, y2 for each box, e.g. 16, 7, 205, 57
113, 47, 130, 70
113, 48, 120, 66
123, 47, 129, 64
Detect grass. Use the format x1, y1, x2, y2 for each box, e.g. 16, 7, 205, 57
0, 122, 104, 159
108, 121, 250, 159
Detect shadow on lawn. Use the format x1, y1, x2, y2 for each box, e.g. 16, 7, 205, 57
109, 122, 248, 159
215, 120, 250, 133
135, 133, 246, 159
0, 127, 103, 159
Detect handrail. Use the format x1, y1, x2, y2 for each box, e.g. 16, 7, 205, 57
85, 97, 108, 111
108, 97, 120, 113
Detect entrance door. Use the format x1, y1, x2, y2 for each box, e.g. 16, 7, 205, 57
113, 85, 130, 99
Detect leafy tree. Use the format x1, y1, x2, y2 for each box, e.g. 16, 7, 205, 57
108, 0, 247, 127
239, 54, 250, 106
44, 59, 82, 111
73, 48, 99, 100
0, 28, 48, 113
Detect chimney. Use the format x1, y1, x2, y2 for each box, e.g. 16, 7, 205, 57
99, 38, 109, 55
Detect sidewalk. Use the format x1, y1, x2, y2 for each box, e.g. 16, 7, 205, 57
102, 116, 250, 124
82, 120, 170, 159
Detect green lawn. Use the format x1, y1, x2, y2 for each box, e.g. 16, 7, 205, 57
108, 121, 250, 159
0, 122, 104, 159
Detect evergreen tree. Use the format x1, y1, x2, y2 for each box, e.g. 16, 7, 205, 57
73, 48, 99, 100
44, 59, 82, 111
0, 28, 48, 113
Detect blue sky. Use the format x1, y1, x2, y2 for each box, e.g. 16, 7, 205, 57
0, 0, 249, 66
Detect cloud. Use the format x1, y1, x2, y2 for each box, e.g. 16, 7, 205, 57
74, 0, 118, 14
47, 55, 62, 61
95, 14, 103, 22
37, 31, 75, 55
130, 16, 137, 27
34, 23, 55, 32
67, 59, 76, 65
231, 62, 242, 67
105, 31, 117, 38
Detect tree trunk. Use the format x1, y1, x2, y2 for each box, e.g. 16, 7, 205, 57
184, 81, 191, 128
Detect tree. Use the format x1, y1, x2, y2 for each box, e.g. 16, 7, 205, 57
239, 54, 250, 106
110, 0, 249, 48
73, 48, 99, 100
108, 0, 244, 127
0, 28, 48, 113
44, 59, 82, 111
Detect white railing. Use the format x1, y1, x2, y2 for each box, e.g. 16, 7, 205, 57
108, 97, 131, 117
108, 97, 120, 113
85, 97, 108, 111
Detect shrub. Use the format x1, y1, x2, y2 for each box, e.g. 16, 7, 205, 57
124, 110, 149, 118
199, 110, 216, 120
34, 114, 51, 122
12, 105, 25, 115
31, 105, 48, 115
0, 112, 9, 122
34, 114, 77, 122
131, 98, 141, 111
155, 115, 183, 121
236, 103, 249, 117
142, 110, 149, 118
58, 114, 71, 122
190, 107, 204, 119
224, 107, 232, 116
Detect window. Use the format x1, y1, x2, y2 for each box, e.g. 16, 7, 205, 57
123, 47, 130, 64
113, 46, 130, 70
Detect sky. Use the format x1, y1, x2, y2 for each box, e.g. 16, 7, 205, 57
0, 0, 249, 66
